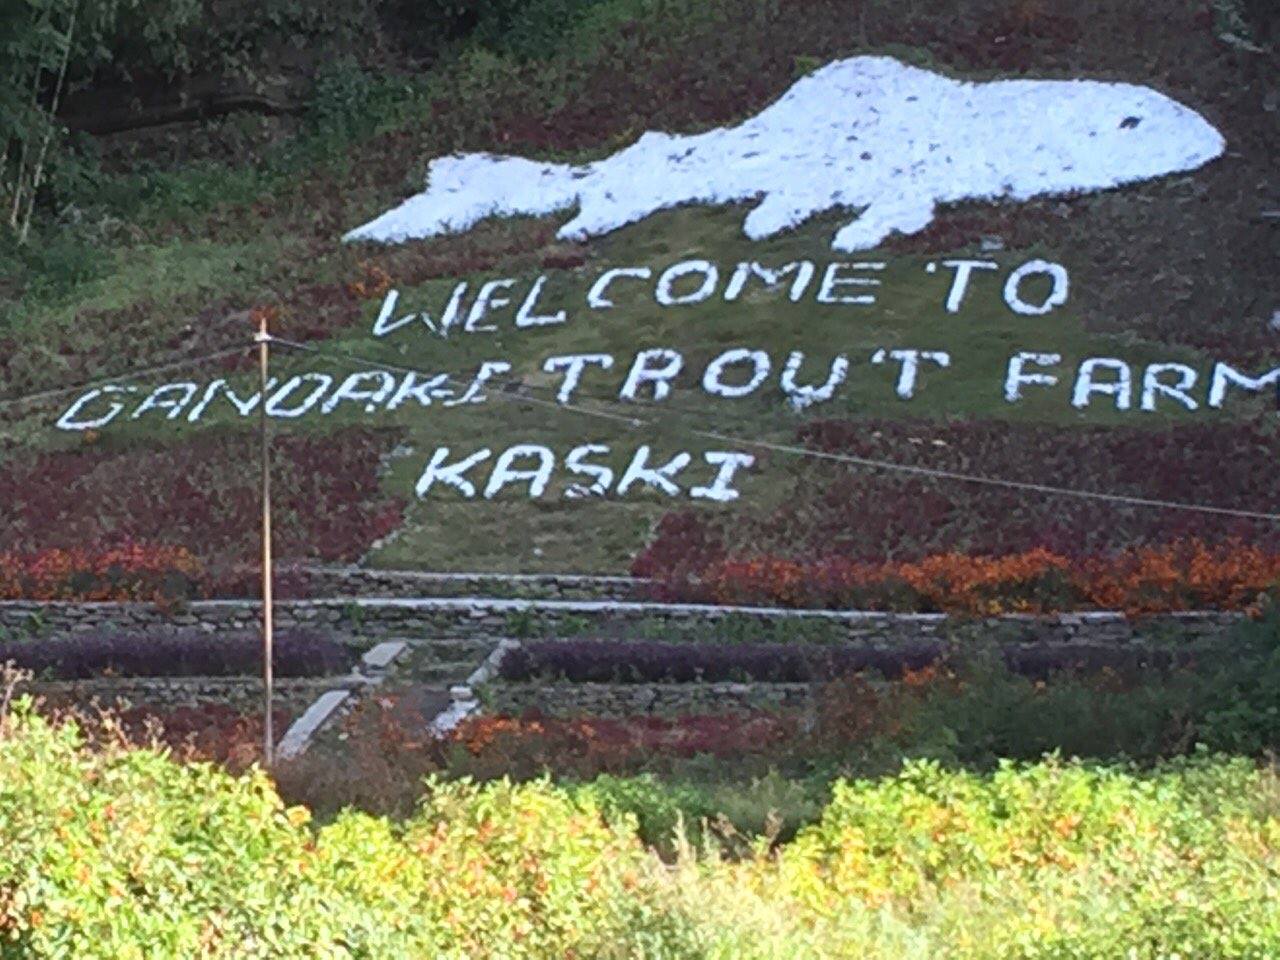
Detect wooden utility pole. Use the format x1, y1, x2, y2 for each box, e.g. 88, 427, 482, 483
256, 312, 275, 766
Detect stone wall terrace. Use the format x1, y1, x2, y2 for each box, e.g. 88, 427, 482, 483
0, 598, 1247, 646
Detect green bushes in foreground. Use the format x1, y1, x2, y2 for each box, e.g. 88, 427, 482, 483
2, 705, 1279, 959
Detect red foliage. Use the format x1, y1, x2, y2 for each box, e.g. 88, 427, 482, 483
114, 703, 289, 771
630, 510, 725, 588
636, 418, 1279, 584
0, 428, 406, 597
659, 540, 1280, 615
452, 712, 796, 766
31, 700, 287, 773
0, 543, 203, 602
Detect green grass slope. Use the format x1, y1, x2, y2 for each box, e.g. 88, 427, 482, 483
1, 0, 1275, 577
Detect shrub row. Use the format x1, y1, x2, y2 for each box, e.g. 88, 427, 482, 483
0, 543, 205, 603
3, 705, 1278, 958
0, 629, 351, 679
499, 638, 946, 683
453, 713, 794, 762
497, 637, 1221, 685
296, 612, 1280, 820
643, 540, 1280, 614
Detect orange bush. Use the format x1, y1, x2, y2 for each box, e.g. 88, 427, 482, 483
700, 540, 1280, 615
346, 261, 393, 300
0, 543, 205, 603
456, 716, 549, 755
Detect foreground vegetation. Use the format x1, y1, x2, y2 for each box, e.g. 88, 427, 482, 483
270, 608, 1280, 831
3, 606, 1278, 956
2, 701, 1278, 959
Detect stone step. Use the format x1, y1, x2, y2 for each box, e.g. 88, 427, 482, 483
409, 660, 488, 683
289, 566, 651, 602
376, 683, 455, 728
401, 637, 501, 661
360, 640, 408, 671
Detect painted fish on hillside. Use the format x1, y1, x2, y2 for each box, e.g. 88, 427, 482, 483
345, 56, 1225, 252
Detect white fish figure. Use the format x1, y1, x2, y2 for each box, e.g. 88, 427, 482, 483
345, 56, 1225, 252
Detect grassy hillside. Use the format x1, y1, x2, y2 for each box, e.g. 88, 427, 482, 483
1, 0, 1276, 580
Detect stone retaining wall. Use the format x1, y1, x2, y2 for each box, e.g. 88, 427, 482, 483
291, 567, 649, 602
485, 681, 813, 718
0, 598, 1247, 646
24, 676, 344, 714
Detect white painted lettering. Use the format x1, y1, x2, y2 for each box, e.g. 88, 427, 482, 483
415, 447, 492, 498
465, 278, 516, 332
655, 259, 718, 306
484, 444, 556, 499
938, 259, 998, 313
780, 351, 849, 410
515, 275, 568, 328
617, 445, 691, 496
816, 262, 884, 305
702, 348, 771, 399
1004, 352, 1061, 402
1072, 358, 1132, 410
385, 372, 452, 410
723, 260, 816, 303
55, 385, 133, 431
444, 361, 512, 407
223, 380, 277, 417
870, 348, 950, 399
1141, 363, 1199, 412
565, 444, 614, 498
1207, 362, 1280, 408
587, 266, 652, 309
543, 353, 615, 404
620, 348, 683, 402
130, 382, 197, 421
265, 373, 333, 418
690, 451, 755, 502
321, 371, 397, 414
1004, 259, 1069, 315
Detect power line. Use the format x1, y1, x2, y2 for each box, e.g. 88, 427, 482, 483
267, 334, 1280, 524
269, 334, 646, 428
0, 346, 252, 411
692, 430, 1280, 522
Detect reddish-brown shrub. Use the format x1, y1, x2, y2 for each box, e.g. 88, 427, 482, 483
635, 418, 1279, 589
0, 428, 406, 597
668, 541, 1280, 614
0, 542, 203, 602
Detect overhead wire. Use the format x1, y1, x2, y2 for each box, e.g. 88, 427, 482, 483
11, 330, 1274, 523
265, 334, 1280, 524
0, 346, 252, 411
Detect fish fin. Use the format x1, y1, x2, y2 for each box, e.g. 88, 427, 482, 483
742, 191, 831, 239
831, 198, 935, 252
556, 193, 649, 242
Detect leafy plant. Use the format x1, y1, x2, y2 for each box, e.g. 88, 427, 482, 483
499, 637, 948, 683
0, 542, 205, 602
0, 428, 407, 597
0, 628, 352, 679
504, 607, 538, 638
641, 540, 1280, 614
0, 706, 708, 958
636, 418, 1280, 586
4, 705, 1280, 957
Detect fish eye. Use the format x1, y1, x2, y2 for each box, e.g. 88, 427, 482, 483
1119, 116, 1142, 129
